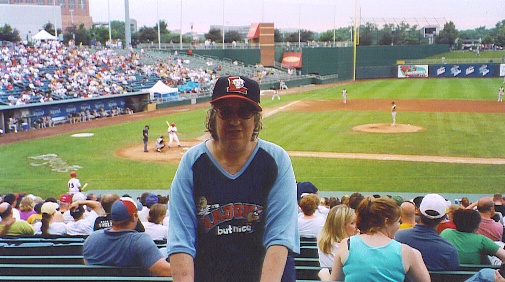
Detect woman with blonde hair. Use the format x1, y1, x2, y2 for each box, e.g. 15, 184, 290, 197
18, 196, 36, 221
317, 205, 357, 267
319, 196, 430, 282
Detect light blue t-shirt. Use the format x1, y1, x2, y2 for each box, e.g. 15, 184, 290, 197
167, 139, 299, 281
343, 235, 406, 281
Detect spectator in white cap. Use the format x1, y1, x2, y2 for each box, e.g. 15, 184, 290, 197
33, 202, 67, 236
83, 197, 171, 277
395, 194, 460, 271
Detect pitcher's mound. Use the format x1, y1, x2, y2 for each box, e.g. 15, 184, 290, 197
352, 123, 424, 133
115, 139, 202, 163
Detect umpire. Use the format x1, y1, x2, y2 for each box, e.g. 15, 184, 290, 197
143, 125, 149, 152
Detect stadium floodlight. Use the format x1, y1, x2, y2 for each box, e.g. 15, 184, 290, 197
157, 0, 161, 49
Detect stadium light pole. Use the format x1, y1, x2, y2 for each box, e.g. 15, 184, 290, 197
70, 9, 75, 40
53, 0, 58, 39
353, 0, 358, 81
179, 0, 182, 50
298, 0, 301, 48
125, 0, 132, 49
333, 2, 336, 46
157, 0, 161, 49
107, 0, 112, 45
222, 0, 225, 49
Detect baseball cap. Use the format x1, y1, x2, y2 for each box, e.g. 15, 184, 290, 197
3, 194, 16, 205
297, 182, 318, 203
41, 202, 59, 215
111, 197, 139, 221
72, 192, 86, 202
211, 76, 262, 111
419, 194, 447, 219
59, 194, 72, 204
0, 202, 10, 215
391, 195, 404, 206
145, 193, 159, 208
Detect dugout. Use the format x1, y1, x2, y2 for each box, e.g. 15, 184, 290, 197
0, 93, 148, 133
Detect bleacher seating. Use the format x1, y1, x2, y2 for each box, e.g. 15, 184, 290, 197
0, 235, 497, 281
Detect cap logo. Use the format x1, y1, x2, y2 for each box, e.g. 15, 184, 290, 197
227, 77, 248, 95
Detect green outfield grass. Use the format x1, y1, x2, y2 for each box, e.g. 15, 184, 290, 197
1, 78, 505, 198
425, 50, 505, 60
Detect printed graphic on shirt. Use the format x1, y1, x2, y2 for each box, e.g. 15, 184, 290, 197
197, 196, 263, 235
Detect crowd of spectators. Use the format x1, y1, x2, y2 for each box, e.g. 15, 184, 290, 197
4, 187, 505, 279
0, 40, 218, 107
294, 182, 505, 281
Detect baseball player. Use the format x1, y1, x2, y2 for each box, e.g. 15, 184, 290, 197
67, 171, 81, 194
342, 88, 347, 104
498, 86, 504, 102
155, 135, 165, 152
272, 87, 280, 101
166, 121, 181, 148
391, 101, 397, 126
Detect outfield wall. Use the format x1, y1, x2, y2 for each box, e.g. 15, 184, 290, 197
194, 44, 450, 79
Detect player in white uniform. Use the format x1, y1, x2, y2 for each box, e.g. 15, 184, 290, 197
342, 88, 347, 104
391, 101, 397, 126
166, 122, 181, 148
67, 171, 81, 194
272, 88, 280, 100
498, 87, 504, 102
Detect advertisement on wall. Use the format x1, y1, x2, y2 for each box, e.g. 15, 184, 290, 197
398, 65, 429, 78
430, 64, 494, 77
500, 64, 505, 76
30, 97, 127, 119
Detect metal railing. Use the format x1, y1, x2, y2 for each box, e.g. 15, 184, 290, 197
403, 58, 504, 65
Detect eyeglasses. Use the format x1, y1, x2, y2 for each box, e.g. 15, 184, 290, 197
216, 106, 256, 120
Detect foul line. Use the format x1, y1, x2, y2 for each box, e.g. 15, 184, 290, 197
287, 151, 505, 165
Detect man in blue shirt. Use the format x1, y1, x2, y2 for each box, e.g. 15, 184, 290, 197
83, 197, 171, 277
395, 193, 459, 271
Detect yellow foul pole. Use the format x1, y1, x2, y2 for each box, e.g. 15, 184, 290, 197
353, 0, 358, 80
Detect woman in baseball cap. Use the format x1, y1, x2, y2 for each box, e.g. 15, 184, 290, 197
168, 76, 299, 281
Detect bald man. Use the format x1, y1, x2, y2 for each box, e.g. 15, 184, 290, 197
399, 201, 417, 230
472, 196, 503, 241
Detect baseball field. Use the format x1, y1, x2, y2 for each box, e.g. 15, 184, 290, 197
1, 77, 505, 199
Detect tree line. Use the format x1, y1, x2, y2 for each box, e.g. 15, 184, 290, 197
0, 19, 504, 49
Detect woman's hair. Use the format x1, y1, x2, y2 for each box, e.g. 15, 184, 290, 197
356, 196, 400, 234
327, 196, 340, 208
148, 203, 167, 224
460, 197, 470, 208
100, 193, 120, 214
453, 208, 481, 233
318, 205, 356, 255
41, 213, 52, 237
19, 196, 35, 212
205, 105, 262, 141
299, 194, 319, 216
340, 195, 350, 207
